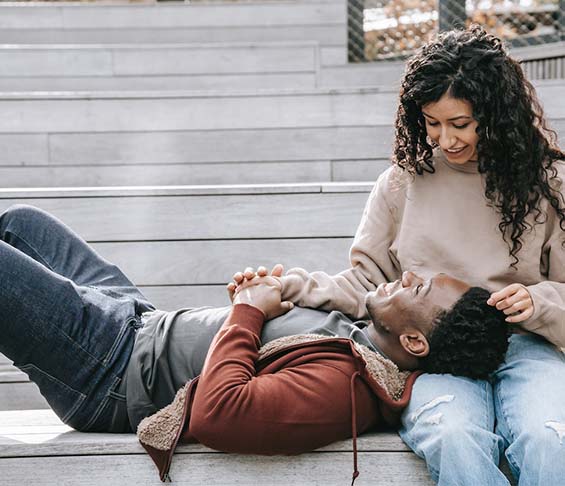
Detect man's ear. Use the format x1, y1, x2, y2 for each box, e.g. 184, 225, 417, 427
399, 331, 430, 357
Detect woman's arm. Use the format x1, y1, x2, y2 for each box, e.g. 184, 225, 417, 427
279, 169, 403, 319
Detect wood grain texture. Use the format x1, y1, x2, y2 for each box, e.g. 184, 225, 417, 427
0, 161, 334, 187
90, 238, 352, 285
0, 382, 49, 411
0, 452, 433, 486
0, 43, 317, 77
0, 192, 369, 241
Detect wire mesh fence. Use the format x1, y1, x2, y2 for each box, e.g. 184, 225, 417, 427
348, 0, 565, 62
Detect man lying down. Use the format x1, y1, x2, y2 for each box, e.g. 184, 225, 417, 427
132, 268, 509, 483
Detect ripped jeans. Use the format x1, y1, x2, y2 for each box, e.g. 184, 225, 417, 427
400, 333, 565, 486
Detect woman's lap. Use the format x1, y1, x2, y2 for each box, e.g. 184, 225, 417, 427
400, 333, 565, 485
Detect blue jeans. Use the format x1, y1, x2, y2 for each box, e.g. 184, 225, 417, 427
400, 333, 565, 485
0, 204, 154, 432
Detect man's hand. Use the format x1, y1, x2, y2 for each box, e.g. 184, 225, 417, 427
227, 264, 285, 302
232, 275, 293, 320
487, 283, 534, 323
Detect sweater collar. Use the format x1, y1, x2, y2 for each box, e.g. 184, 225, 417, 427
435, 148, 479, 173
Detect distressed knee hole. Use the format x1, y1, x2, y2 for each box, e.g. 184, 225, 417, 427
545, 421, 565, 445
411, 395, 455, 424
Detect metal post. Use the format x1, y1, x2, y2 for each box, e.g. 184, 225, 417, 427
438, 0, 467, 32
348, 0, 366, 62
557, 0, 565, 40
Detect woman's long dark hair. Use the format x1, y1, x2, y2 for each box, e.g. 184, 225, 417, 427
393, 24, 565, 266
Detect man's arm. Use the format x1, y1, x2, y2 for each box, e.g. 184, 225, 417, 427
189, 281, 376, 454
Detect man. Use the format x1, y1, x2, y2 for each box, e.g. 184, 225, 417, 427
135, 269, 509, 482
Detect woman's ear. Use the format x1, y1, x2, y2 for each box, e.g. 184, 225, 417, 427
399, 331, 430, 357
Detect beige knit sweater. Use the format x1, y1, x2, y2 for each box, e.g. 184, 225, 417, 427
281, 149, 565, 347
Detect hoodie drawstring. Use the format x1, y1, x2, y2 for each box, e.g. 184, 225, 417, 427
349, 370, 361, 486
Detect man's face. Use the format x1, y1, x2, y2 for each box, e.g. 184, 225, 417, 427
365, 272, 471, 335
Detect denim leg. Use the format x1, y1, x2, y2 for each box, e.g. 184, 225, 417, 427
0, 204, 153, 314
399, 373, 509, 486
0, 205, 154, 431
494, 334, 565, 486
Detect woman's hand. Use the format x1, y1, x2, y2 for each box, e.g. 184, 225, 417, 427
232, 275, 294, 320
487, 283, 534, 323
227, 264, 285, 302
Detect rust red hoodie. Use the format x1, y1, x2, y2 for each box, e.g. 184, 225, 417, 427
137, 304, 421, 482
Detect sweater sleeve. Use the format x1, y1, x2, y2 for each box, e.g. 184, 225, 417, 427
280, 170, 402, 319
189, 304, 377, 454
521, 207, 565, 347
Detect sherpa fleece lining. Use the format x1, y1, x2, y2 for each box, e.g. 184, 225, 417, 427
137, 382, 189, 451
258, 334, 410, 400
137, 333, 411, 450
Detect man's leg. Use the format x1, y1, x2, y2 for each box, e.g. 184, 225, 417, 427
0, 204, 153, 313
494, 334, 565, 485
399, 373, 509, 486
0, 205, 148, 431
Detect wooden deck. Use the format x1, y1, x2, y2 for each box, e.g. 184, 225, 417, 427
0, 409, 435, 485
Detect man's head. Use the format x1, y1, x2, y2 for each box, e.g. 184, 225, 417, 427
365, 272, 509, 379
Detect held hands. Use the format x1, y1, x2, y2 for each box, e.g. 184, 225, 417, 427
227, 264, 294, 320
227, 264, 285, 302
487, 283, 534, 323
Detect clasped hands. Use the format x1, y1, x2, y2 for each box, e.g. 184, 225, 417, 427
226, 265, 534, 324
227, 264, 294, 320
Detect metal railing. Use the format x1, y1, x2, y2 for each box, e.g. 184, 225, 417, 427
348, 0, 565, 63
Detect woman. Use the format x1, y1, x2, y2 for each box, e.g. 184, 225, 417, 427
235, 25, 565, 485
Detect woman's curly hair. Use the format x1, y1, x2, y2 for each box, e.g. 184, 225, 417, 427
420, 287, 509, 379
393, 24, 565, 267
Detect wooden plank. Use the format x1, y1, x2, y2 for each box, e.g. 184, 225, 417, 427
0, 133, 48, 166
0, 87, 560, 135
319, 62, 405, 87
0, 452, 433, 486
45, 126, 391, 166
0, 43, 317, 77
0, 3, 345, 29
320, 46, 348, 66
0, 89, 393, 133
140, 284, 235, 310
60, 3, 345, 28
0, 192, 369, 241
90, 238, 353, 285
0, 72, 317, 92
0, 409, 412, 454
332, 159, 391, 181
47, 126, 391, 166
0, 382, 49, 411
0, 25, 344, 46
0, 161, 333, 187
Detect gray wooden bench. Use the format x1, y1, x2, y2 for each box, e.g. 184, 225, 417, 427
0, 409, 435, 485
0, 41, 320, 91
0, 0, 347, 66
0, 82, 562, 187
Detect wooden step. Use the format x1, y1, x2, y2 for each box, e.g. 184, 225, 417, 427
0, 42, 319, 91
0, 409, 434, 485
0, 0, 347, 66
0, 83, 562, 185
0, 183, 370, 308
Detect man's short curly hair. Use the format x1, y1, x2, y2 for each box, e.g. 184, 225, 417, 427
420, 287, 510, 379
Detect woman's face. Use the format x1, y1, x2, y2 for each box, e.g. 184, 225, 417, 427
422, 92, 479, 164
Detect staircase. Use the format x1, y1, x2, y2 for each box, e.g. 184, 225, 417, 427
0, 1, 557, 484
